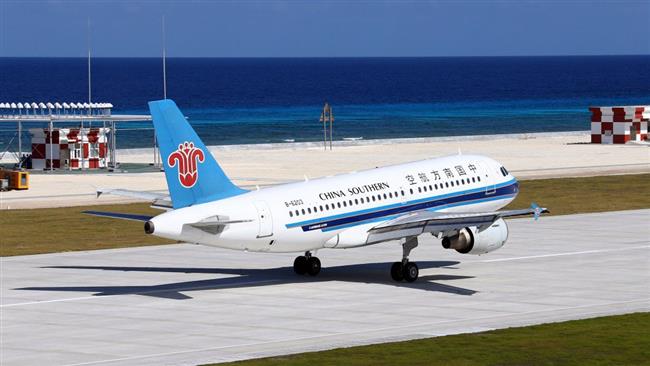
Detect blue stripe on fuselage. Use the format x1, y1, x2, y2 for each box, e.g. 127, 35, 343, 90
286, 178, 518, 232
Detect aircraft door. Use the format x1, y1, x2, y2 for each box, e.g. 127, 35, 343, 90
253, 201, 274, 238
479, 162, 496, 195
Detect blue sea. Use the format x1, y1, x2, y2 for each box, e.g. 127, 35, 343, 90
1, 56, 649, 149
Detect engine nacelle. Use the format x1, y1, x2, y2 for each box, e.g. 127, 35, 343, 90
441, 218, 509, 255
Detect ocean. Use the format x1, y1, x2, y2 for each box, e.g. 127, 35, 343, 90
1, 56, 649, 149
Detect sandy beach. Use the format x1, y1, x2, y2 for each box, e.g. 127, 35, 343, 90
1, 131, 648, 209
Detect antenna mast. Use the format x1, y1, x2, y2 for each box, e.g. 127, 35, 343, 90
87, 17, 92, 113
162, 15, 167, 99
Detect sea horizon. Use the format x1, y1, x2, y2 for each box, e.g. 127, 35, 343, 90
1, 55, 648, 149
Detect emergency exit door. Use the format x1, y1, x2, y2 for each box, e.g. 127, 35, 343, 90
253, 201, 273, 238
479, 162, 496, 195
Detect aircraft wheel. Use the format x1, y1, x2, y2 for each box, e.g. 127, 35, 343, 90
390, 262, 404, 281
403, 262, 419, 283
293, 256, 308, 275
307, 257, 321, 276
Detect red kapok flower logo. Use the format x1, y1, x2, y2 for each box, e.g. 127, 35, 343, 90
167, 141, 205, 188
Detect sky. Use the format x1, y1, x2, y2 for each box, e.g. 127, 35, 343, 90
0, 0, 648, 57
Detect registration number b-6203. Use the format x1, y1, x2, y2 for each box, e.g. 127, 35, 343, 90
285, 199, 304, 207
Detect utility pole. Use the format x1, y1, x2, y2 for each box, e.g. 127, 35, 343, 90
320, 103, 328, 151
83, 17, 92, 171
319, 103, 334, 151
154, 15, 167, 168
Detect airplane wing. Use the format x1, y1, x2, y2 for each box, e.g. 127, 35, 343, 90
366, 204, 548, 244
96, 188, 173, 210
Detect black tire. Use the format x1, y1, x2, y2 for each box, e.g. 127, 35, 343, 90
403, 262, 419, 282
293, 256, 308, 275
390, 262, 404, 281
307, 257, 321, 276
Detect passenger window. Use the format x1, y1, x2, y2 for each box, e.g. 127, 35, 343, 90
302, 208, 306, 215
418, 187, 422, 193
372, 196, 376, 202
383, 193, 387, 199
451, 181, 454, 187
319, 205, 323, 211
295, 210, 299, 216
308, 208, 312, 214
478, 176, 481, 182
289, 211, 293, 217
445, 182, 449, 188
401, 190, 405, 196
337, 202, 341, 208
410, 188, 413, 194
355, 199, 359, 205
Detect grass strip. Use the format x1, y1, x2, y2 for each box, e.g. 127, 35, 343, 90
210, 312, 650, 366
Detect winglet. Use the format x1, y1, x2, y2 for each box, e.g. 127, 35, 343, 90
531, 202, 547, 221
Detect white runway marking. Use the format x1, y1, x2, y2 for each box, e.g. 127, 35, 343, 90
478, 244, 650, 263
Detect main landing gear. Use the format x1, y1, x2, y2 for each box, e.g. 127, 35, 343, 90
293, 251, 321, 276
390, 236, 419, 282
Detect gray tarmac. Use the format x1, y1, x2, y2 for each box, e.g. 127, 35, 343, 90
1, 209, 649, 366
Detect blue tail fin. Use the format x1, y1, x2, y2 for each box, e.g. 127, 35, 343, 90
149, 99, 246, 209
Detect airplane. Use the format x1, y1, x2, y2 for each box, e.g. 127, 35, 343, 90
86, 99, 548, 283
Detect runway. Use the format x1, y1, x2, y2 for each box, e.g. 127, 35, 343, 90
1, 209, 649, 366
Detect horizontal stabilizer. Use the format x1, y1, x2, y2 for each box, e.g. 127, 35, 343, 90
82, 211, 154, 222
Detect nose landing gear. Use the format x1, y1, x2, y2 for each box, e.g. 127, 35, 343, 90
293, 251, 321, 276
390, 236, 419, 282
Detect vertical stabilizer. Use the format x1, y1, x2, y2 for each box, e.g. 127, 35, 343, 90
148, 99, 246, 208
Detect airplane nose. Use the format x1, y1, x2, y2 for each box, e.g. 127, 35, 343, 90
144, 221, 155, 234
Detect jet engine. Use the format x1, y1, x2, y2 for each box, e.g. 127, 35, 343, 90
441, 218, 508, 255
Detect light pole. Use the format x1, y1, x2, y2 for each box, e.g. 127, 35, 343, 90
319, 103, 334, 151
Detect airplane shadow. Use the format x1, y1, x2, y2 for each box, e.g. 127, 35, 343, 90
16, 261, 476, 300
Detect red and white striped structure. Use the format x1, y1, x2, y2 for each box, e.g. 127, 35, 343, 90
590, 106, 649, 144
29, 127, 110, 170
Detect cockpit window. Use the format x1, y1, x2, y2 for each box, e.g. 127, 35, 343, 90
500, 167, 509, 176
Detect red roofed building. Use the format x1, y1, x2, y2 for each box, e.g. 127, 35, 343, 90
29, 127, 110, 170
590, 106, 648, 144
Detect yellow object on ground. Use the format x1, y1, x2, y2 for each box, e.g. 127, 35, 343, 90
0, 169, 29, 190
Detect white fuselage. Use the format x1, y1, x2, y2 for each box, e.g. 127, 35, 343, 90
150, 154, 518, 253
